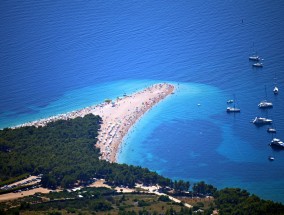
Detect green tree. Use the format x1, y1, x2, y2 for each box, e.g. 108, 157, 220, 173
41, 174, 57, 189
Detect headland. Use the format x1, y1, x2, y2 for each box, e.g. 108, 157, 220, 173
11, 83, 175, 162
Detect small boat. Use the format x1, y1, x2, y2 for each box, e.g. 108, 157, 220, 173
227, 107, 240, 113
249, 43, 261, 62
252, 117, 272, 125
270, 138, 284, 149
273, 86, 279, 95
226, 95, 240, 113
258, 86, 273, 108
268, 156, 275, 161
258, 100, 273, 108
273, 73, 279, 94
249, 55, 261, 61
252, 62, 263, 67
267, 127, 277, 133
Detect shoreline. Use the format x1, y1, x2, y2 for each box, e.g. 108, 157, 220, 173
95, 83, 175, 162
9, 83, 175, 163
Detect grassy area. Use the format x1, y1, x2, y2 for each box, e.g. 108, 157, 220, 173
2, 186, 284, 214
177, 196, 215, 212
1, 188, 210, 215
17, 194, 191, 215
108, 194, 180, 214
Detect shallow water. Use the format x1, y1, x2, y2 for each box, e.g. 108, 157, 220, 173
1, 0, 284, 202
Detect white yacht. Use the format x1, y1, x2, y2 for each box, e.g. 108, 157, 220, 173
268, 156, 275, 161
258, 100, 273, 108
226, 107, 240, 113
267, 127, 277, 133
252, 62, 263, 67
252, 117, 272, 125
249, 55, 260, 61
270, 138, 284, 149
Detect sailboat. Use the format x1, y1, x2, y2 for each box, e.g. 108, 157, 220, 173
227, 95, 240, 113
273, 74, 279, 95
249, 43, 261, 61
249, 55, 261, 61
258, 86, 273, 108
273, 86, 279, 94
249, 43, 263, 66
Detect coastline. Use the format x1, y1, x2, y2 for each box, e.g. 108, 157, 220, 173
9, 83, 175, 163
94, 83, 175, 162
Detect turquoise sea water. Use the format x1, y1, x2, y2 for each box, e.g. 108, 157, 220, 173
1, 1, 284, 202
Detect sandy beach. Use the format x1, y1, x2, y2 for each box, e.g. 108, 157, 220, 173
93, 83, 175, 162
11, 83, 175, 162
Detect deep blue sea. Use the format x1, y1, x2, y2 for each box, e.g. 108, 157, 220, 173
1, 0, 284, 202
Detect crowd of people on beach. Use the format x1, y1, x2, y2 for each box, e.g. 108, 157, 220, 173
95, 83, 175, 162
11, 104, 101, 129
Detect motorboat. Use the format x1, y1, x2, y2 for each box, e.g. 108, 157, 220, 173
252, 62, 263, 67
268, 156, 275, 161
249, 55, 261, 61
258, 100, 273, 108
270, 138, 284, 149
252, 117, 272, 125
267, 128, 277, 133
227, 107, 240, 113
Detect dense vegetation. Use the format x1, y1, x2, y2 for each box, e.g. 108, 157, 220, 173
214, 188, 284, 215
2, 186, 284, 214
0, 114, 177, 189
1, 114, 284, 214
0, 114, 101, 188
0, 187, 205, 215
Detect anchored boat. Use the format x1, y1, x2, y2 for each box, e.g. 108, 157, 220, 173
252, 62, 263, 67
270, 138, 284, 149
226, 95, 240, 113
258, 100, 273, 108
258, 86, 273, 108
249, 55, 261, 61
267, 127, 277, 133
268, 156, 275, 161
252, 117, 272, 125
273, 86, 279, 94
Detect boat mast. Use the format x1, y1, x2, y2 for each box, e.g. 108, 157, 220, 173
233, 94, 236, 109
252, 42, 257, 55
274, 72, 278, 88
